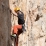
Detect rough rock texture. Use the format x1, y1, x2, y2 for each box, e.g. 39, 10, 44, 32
0, 0, 11, 46
9, 0, 46, 46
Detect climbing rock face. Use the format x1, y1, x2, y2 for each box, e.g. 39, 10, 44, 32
9, 0, 46, 46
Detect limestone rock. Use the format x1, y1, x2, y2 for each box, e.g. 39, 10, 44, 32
9, 0, 46, 46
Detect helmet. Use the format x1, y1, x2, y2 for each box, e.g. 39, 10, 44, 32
14, 7, 20, 12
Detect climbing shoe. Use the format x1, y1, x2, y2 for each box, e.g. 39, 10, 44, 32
11, 34, 17, 38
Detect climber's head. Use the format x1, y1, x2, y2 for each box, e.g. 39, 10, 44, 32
14, 7, 20, 13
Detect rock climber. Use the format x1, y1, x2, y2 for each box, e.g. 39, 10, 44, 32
11, 7, 25, 37
10, 7, 26, 46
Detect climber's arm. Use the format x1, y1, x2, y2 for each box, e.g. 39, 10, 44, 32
10, 9, 18, 17
12, 12, 18, 17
